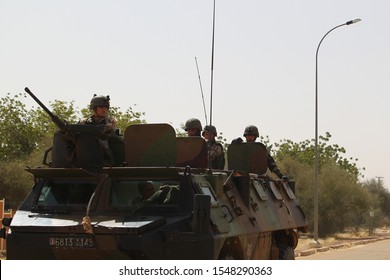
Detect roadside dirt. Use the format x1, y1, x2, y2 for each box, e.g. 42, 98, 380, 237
296, 227, 390, 257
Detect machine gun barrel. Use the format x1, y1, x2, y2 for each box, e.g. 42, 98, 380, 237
24, 87, 68, 132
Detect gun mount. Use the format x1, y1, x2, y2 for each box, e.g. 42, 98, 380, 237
24, 87, 121, 168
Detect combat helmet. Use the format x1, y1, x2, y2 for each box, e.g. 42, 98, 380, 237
184, 118, 202, 132
90, 94, 110, 110
243, 125, 259, 137
202, 125, 217, 136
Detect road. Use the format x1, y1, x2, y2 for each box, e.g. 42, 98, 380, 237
296, 238, 390, 260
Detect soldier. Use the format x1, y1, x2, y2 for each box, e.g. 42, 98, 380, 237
132, 181, 156, 204
79, 94, 119, 165
80, 94, 118, 135
184, 118, 202, 136
234, 125, 288, 181
202, 125, 225, 169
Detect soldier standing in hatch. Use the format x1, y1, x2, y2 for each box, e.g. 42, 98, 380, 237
202, 125, 225, 169
80, 94, 118, 135
132, 181, 156, 204
79, 94, 118, 164
184, 118, 202, 136
232, 125, 288, 181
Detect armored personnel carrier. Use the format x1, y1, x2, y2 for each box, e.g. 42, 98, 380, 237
0, 89, 307, 260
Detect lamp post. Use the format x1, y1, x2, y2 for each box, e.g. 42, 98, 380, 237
313, 18, 361, 246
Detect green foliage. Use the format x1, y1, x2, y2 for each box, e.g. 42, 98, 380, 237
30, 100, 80, 143
278, 157, 372, 237
0, 134, 54, 209
216, 133, 228, 152
0, 93, 44, 161
0, 160, 34, 209
274, 132, 364, 179
109, 106, 146, 133
363, 178, 390, 218
81, 105, 146, 134
317, 164, 371, 235
273, 132, 369, 235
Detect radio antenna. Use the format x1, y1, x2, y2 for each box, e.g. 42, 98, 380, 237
209, 0, 216, 126
195, 57, 208, 125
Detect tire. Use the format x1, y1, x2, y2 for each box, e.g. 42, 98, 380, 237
278, 244, 295, 260
218, 253, 235, 260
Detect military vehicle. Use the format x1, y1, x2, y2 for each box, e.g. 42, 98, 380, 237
0, 88, 307, 260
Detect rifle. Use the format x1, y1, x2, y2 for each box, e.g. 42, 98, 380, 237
24, 87, 68, 132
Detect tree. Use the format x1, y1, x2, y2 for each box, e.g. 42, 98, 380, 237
363, 178, 390, 223
274, 132, 364, 179
30, 99, 80, 133
277, 156, 372, 237
0, 93, 44, 161
0, 94, 81, 162
0, 160, 34, 209
317, 164, 371, 235
273, 133, 371, 237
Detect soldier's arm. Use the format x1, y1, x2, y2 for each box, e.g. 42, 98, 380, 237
104, 117, 118, 134
267, 154, 284, 179
208, 143, 223, 160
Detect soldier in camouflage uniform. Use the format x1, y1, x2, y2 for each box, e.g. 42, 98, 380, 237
184, 118, 202, 136
234, 125, 288, 181
202, 125, 225, 169
132, 181, 156, 204
79, 94, 118, 164
80, 94, 118, 135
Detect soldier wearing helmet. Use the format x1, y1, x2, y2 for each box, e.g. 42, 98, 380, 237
202, 125, 225, 169
132, 181, 156, 205
233, 125, 288, 181
243, 125, 259, 141
184, 118, 202, 136
80, 94, 118, 135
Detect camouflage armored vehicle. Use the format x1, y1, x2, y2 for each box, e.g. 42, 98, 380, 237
0, 89, 307, 260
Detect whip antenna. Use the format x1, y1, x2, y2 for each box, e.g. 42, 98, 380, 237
195, 57, 208, 125
209, 0, 216, 126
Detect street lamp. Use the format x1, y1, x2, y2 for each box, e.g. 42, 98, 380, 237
313, 18, 361, 246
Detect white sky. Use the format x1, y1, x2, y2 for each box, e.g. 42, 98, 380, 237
1, 0, 389, 187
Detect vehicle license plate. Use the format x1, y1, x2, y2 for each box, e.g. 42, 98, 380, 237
49, 237, 94, 248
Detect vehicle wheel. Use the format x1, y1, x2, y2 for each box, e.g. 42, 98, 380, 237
218, 253, 235, 260
278, 244, 295, 260
217, 237, 244, 260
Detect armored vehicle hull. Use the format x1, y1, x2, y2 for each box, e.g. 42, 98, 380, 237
3, 123, 307, 259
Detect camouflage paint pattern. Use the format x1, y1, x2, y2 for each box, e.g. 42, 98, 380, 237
4, 123, 307, 260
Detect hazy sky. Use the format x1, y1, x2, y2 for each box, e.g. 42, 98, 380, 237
1, 0, 389, 187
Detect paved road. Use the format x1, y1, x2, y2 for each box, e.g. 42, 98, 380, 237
297, 238, 390, 260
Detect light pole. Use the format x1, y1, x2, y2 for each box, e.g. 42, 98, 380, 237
313, 18, 361, 246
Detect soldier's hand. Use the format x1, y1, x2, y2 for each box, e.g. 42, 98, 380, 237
282, 175, 289, 182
